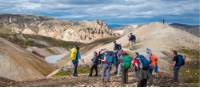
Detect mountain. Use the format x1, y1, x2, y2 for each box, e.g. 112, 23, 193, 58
0, 37, 55, 81
0, 14, 119, 43
170, 23, 200, 37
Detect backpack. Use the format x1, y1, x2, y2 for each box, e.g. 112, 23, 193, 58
114, 44, 122, 50
70, 48, 77, 61
123, 55, 132, 69
139, 55, 150, 69
132, 58, 140, 70
105, 51, 114, 65
129, 35, 136, 41
177, 55, 185, 66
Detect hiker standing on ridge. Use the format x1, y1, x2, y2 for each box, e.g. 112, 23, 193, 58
89, 51, 99, 77
172, 50, 185, 82
121, 51, 132, 84
113, 41, 122, 74
128, 33, 136, 50
70, 46, 81, 77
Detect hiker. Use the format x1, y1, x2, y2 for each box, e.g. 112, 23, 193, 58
132, 52, 141, 81
70, 46, 81, 77
113, 41, 122, 51
137, 54, 150, 87
117, 50, 124, 77
113, 41, 122, 74
121, 50, 132, 84
172, 50, 185, 82
89, 51, 99, 76
128, 33, 136, 49
148, 49, 159, 83
100, 51, 114, 82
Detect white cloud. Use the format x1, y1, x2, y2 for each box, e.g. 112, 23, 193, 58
16, 2, 41, 10
0, 0, 198, 20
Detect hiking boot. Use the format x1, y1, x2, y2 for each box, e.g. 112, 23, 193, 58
173, 80, 179, 83
74, 74, 78, 77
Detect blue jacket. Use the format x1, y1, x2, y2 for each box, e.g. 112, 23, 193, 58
77, 51, 81, 60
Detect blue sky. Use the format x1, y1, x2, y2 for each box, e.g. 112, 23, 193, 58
0, 0, 199, 25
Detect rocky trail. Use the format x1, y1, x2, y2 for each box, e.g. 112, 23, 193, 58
3, 72, 199, 87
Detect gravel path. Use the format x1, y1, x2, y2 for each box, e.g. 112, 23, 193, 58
5, 73, 199, 87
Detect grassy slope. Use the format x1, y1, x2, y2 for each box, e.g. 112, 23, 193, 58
0, 33, 83, 50
178, 49, 200, 83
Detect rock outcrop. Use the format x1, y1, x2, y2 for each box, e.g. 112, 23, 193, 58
0, 14, 118, 43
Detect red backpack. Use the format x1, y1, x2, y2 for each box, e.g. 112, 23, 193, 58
132, 58, 139, 68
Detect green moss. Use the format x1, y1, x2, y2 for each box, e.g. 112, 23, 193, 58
179, 49, 200, 59
78, 66, 91, 74
54, 66, 91, 77
0, 33, 83, 49
55, 71, 71, 77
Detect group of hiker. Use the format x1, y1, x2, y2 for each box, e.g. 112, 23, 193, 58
69, 33, 185, 87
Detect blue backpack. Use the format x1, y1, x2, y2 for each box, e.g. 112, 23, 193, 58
177, 55, 185, 66
139, 55, 150, 69
105, 51, 114, 64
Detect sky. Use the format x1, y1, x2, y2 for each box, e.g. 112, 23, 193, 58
0, 0, 199, 26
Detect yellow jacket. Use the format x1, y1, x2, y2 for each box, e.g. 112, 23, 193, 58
70, 48, 77, 60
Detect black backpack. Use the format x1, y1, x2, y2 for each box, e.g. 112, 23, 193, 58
177, 55, 185, 66
129, 35, 136, 41
116, 44, 122, 50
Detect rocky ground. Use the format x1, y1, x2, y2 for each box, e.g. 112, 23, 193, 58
2, 72, 199, 87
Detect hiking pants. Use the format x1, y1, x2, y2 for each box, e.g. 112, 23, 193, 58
135, 69, 141, 81
173, 66, 180, 81
115, 62, 119, 74
89, 64, 98, 76
129, 41, 135, 49
101, 64, 111, 81
72, 61, 78, 76
122, 68, 129, 84
117, 63, 122, 76
154, 64, 159, 73
137, 68, 148, 87
149, 66, 154, 82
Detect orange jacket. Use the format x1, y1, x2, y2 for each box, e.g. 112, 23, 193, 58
150, 54, 158, 66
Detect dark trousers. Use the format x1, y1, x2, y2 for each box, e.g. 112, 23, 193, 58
137, 67, 148, 87
122, 68, 129, 84
114, 63, 119, 74
72, 61, 78, 76
89, 64, 98, 76
173, 66, 180, 81
149, 67, 154, 82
